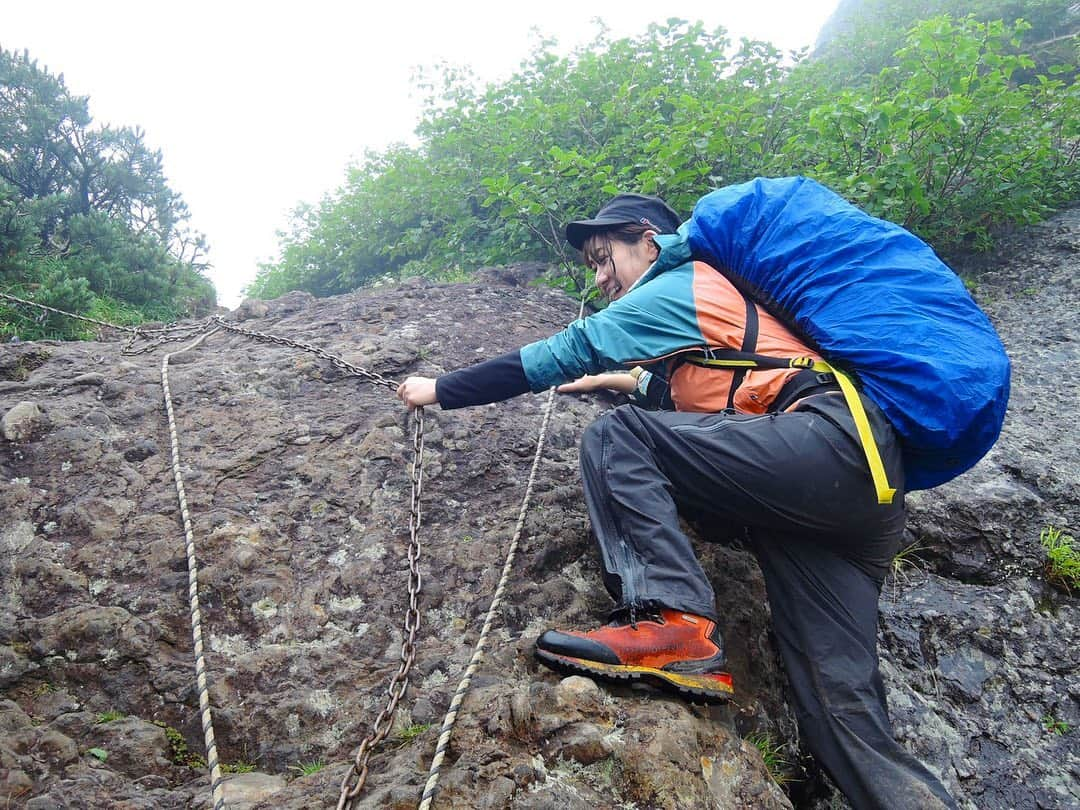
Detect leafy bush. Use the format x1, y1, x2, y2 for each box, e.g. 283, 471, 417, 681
250, 15, 1077, 300
814, 0, 1079, 82
801, 16, 1080, 249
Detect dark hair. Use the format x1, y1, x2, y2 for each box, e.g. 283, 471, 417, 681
581, 223, 654, 269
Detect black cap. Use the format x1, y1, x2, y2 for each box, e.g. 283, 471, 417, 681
565, 193, 682, 251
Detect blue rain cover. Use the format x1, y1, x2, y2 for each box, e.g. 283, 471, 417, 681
682, 176, 1010, 490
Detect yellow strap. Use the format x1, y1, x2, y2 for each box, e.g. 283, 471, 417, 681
806, 360, 896, 505
689, 358, 759, 368
683, 352, 897, 505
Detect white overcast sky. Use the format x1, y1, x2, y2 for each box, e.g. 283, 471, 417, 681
3, 1, 838, 307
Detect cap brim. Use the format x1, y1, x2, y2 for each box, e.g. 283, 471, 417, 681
565, 216, 637, 251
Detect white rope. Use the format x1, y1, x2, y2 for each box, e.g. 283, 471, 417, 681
417, 297, 586, 809
161, 328, 227, 810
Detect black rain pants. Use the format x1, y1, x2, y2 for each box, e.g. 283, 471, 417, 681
578, 393, 957, 810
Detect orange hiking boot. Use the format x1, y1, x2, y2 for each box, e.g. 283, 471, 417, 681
535, 608, 734, 702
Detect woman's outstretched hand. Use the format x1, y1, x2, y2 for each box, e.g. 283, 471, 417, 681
397, 376, 438, 410
557, 373, 638, 395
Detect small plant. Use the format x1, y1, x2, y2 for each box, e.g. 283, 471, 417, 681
95, 710, 125, 724
887, 539, 929, 601
1040, 525, 1079, 593
290, 759, 326, 777
87, 747, 109, 762
891, 539, 928, 581
394, 722, 432, 748
221, 761, 257, 774
152, 720, 207, 769
746, 732, 795, 788
1042, 715, 1070, 735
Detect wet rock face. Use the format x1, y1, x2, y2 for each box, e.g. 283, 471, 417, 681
1, 208, 1079, 809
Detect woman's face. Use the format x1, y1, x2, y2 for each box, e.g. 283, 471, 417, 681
585, 231, 659, 301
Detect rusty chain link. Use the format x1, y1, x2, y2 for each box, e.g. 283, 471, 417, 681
338, 408, 425, 808
2, 292, 428, 809
206, 317, 402, 390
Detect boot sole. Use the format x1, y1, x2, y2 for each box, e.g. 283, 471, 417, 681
535, 649, 734, 703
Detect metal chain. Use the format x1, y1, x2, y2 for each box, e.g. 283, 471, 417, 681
1, 291, 428, 809
121, 318, 218, 355
418, 386, 555, 809
3, 288, 581, 810
208, 317, 401, 390
169, 317, 428, 809
338, 407, 425, 808
416, 296, 585, 810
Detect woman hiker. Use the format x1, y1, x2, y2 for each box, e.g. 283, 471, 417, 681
396, 192, 958, 810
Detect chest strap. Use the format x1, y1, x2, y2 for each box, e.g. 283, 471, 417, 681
683, 351, 896, 505
727, 294, 759, 409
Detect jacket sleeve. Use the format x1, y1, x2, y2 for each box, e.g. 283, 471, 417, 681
519, 265, 704, 391
630, 369, 675, 410
436, 351, 530, 410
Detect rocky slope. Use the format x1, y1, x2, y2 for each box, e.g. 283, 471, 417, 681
0, 209, 1077, 809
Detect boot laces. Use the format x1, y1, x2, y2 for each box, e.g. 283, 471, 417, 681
609, 605, 664, 631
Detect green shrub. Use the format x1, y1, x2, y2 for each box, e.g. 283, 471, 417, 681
0, 47, 215, 341
802, 16, 1080, 250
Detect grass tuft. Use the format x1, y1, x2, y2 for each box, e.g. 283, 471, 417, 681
290, 759, 326, 777
221, 761, 257, 774
891, 539, 928, 582
1041, 526, 1079, 594
746, 732, 796, 788
393, 722, 432, 748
